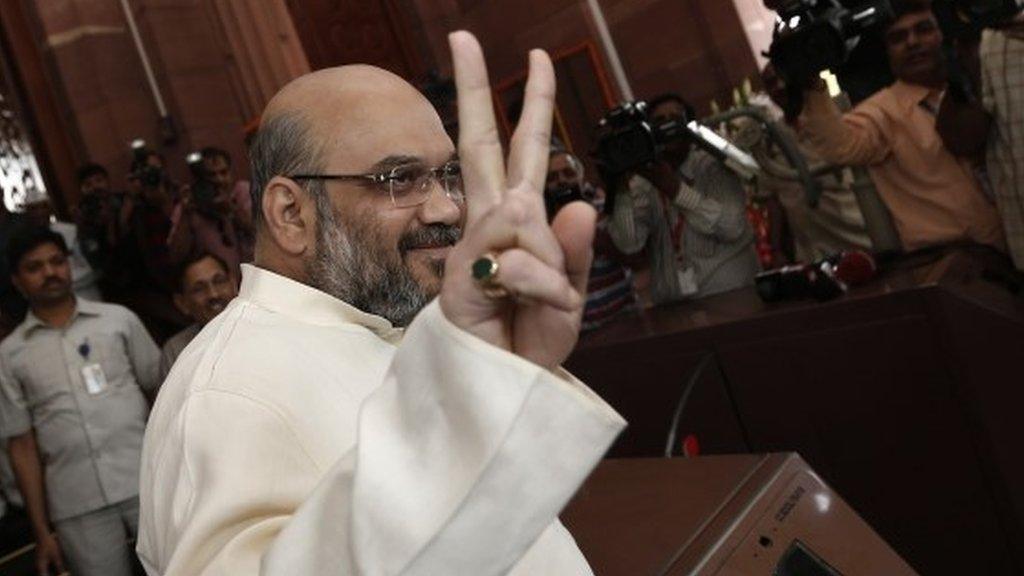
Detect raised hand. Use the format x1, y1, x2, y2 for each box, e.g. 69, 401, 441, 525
439, 31, 597, 370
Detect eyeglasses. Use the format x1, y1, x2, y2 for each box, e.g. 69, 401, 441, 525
288, 161, 464, 209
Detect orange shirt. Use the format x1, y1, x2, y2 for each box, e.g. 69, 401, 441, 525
800, 82, 1006, 252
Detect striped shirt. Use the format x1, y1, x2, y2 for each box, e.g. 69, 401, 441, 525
981, 29, 1024, 269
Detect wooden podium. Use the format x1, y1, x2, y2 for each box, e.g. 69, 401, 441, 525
562, 454, 917, 576
566, 247, 1024, 574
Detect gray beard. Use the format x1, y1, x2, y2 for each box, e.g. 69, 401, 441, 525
306, 202, 440, 327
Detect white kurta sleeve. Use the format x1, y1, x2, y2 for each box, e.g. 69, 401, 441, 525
163, 299, 624, 575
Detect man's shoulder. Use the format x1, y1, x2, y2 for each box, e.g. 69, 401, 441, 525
0, 322, 30, 355
853, 84, 901, 113
162, 324, 201, 355
160, 298, 392, 400
79, 299, 142, 326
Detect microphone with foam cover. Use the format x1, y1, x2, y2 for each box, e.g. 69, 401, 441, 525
834, 250, 877, 287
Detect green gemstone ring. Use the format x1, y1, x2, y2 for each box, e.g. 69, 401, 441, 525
471, 252, 510, 299
472, 253, 500, 284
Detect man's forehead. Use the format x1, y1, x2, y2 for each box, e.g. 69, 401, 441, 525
316, 93, 453, 172
186, 257, 226, 282
889, 10, 936, 32
25, 243, 63, 260
652, 101, 684, 116
267, 65, 453, 172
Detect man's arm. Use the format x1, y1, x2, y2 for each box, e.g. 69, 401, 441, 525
799, 82, 891, 166
140, 302, 624, 575
7, 433, 66, 575
606, 176, 654, 255
123, 310, 162, 396
166, 201, 195, 265
676, 154, 751, 243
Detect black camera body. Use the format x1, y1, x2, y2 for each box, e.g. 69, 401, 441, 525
768, 0, 894, 117
769, 0, 894, 82
130, 139, 165, 189
185, 151, 219, 213
137, 164, 164, 188
593, 101, 692, 176
593, 101, 761, 189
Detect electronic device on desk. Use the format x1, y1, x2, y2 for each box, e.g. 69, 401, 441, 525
755, 250, 877, 303
561, 453, 917, 575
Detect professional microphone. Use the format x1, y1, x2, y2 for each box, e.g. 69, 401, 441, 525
685, 120, 761, 182
755, 250, 877, 303
833, 250, 877, 287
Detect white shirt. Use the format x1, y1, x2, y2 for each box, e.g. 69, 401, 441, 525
137, 264, 625, 575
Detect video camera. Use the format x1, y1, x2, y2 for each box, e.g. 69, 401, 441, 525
130, 139, 165, 189
767, 0, 894, 117
593, 101, 760, 181
186, 151, 221, 214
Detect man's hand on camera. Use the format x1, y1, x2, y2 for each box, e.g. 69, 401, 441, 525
440, 31, 595, 371
636, 161, 681, 199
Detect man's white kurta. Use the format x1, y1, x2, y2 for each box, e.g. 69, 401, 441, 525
137, 264, 625, 575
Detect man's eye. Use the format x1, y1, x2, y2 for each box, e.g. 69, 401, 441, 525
389, 167, 423, 189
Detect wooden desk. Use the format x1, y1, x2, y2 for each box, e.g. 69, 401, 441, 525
566, 247, 1024, 575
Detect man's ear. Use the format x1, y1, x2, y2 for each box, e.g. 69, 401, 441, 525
261, 176, 314, 257
172, 292, 190, 317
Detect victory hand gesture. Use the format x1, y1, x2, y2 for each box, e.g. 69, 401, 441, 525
440, 32, 596, 370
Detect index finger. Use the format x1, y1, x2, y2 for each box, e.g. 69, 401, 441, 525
450, 31, 506, 226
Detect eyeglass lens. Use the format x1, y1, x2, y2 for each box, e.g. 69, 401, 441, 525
388, 163, 464, 208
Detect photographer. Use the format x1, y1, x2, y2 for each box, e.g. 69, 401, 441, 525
167, 147, 254, 278
796, 0, 1006, 252
936, 12, 1024, 269
74, 163, 120, 274
546, 147, 636, 328
605, 95, 759, 303
109, 149, 187, 340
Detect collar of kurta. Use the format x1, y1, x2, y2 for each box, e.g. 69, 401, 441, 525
890, 80, 942, 111
238, 264, 404, 342
23, 297, 102, 335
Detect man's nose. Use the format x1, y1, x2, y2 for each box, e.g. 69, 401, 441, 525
417, 181, 462, 226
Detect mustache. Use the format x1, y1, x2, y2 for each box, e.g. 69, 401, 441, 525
398, 225, 461, 253
42, 277, 67, 288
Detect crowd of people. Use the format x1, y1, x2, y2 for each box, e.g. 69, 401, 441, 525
545, 0, 1023, 330
0, 147, 252, 574
0, 0, 1020, 573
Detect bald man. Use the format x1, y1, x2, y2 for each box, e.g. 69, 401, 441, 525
136, 32, 624, 575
